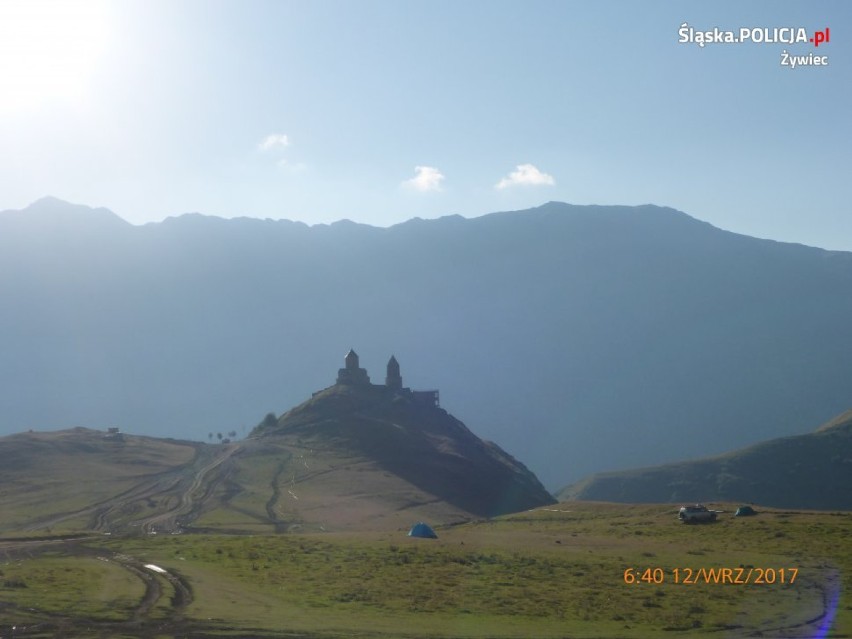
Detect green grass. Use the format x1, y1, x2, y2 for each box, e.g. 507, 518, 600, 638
1, 502, 849, 638
0, 553, 145, 620
104, 502, 852, 637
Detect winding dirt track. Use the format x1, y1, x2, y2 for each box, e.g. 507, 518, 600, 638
19, 443, 242, 536
135, 443, 241, 534
0, 537, 196, 638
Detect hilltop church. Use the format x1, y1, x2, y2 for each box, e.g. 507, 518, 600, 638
335, 349, 439, 407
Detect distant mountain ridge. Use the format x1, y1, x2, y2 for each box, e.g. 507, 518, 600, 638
2, 197, 852, 491
557, 410, 852, 510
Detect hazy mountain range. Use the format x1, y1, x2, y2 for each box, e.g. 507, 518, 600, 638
2, 197, 851, 490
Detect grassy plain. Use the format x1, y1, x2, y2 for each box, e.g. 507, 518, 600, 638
2, 501, 848, 638
0, 553, 144, 620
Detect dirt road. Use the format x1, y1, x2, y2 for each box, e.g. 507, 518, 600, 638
19, 443, 242, 537
0, 537, 195, 638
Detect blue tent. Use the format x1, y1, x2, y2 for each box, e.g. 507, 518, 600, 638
408, 522, 438, 539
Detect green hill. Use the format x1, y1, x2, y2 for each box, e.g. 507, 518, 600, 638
558, 410, 852, 508
0, 378, 553, 535
251, 381, 556, 521
0, 427, 203, 533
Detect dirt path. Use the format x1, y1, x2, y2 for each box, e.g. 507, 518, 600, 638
20, 441, 211, 534
136, 443, 241, 534
19, 443, 245, 537
22, 472, 186, 533
0, 537, 197, 638
743, 567, 844, 638
264, 452, 293, 531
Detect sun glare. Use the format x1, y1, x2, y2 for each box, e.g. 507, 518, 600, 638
0, 0, 110, 113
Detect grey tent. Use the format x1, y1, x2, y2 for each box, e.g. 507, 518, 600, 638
408, 522, 438, 538
735, 505, 757, 517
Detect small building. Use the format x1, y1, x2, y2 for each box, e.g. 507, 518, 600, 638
411, 390, 440, 407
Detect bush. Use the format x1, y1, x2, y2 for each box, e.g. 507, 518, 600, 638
3, 579, 27, 589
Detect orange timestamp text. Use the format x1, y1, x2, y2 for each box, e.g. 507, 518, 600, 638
623, 567, 798, 585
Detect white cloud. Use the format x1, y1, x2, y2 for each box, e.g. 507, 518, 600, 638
495, 163, 555, 189
258, 133, 290, 151
402, 166, 445, 192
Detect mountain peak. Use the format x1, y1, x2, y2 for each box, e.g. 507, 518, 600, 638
0, 196, 131, 230
29, 195, 72, 208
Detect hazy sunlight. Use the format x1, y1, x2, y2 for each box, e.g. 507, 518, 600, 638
0, 0, 110, 113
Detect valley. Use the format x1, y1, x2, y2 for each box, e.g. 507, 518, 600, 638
5, 199, 852, 489
0, 503, 848, 638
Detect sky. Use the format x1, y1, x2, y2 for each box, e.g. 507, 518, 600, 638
0, 0, 850, 249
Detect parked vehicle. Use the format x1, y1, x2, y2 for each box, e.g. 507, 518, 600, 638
678, 504, 717, 523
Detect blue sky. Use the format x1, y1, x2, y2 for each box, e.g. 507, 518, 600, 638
0, 0, 849, 248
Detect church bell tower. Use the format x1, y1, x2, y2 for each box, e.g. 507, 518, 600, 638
386, 355, 402, 390
336, 348, 370, 385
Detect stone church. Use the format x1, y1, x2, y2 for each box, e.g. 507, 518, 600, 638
335, 349, 439, 407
